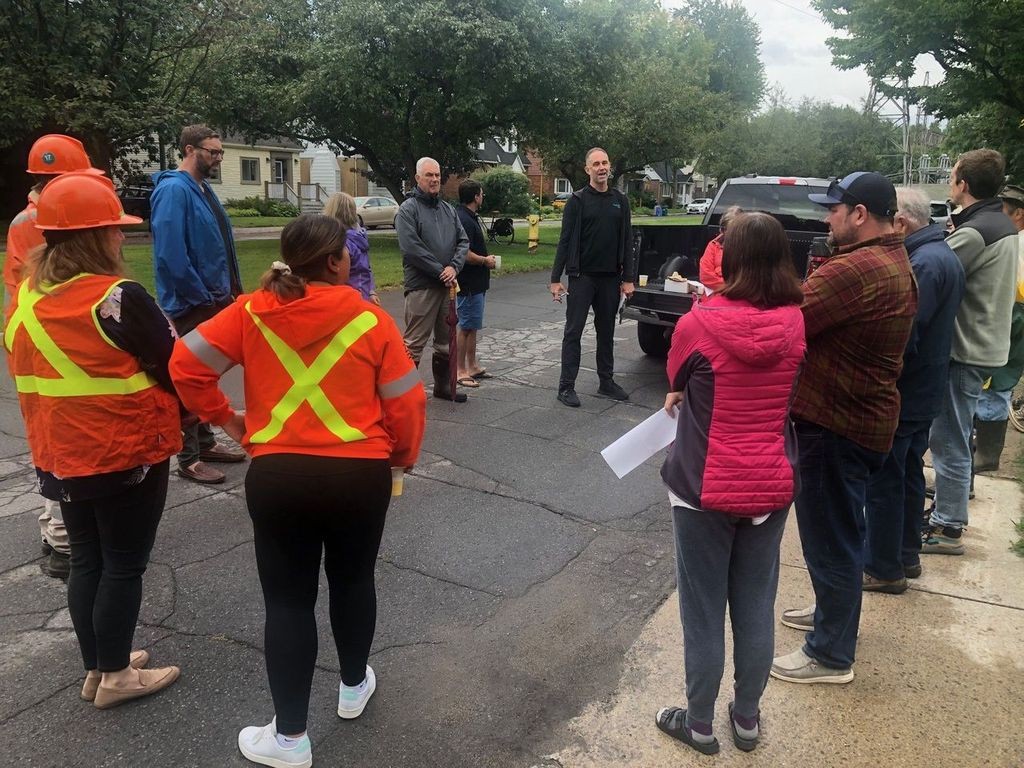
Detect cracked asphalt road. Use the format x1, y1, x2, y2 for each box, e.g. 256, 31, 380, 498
0, 271, 678, 768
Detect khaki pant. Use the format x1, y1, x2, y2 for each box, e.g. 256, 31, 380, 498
39, 498, 70, 554
403, 286, 450, 365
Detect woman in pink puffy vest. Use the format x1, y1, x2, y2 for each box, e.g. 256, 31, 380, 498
655, 212, 806, 755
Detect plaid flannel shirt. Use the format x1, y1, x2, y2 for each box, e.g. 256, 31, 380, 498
792, 233, 918, 453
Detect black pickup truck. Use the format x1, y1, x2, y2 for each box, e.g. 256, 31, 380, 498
623, 175, 831, 355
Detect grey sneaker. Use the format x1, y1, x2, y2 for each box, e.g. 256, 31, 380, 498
770, 648, 853, 684
921, 524, 965, 555
780, 604, 815, 631
862, 572, 909, 594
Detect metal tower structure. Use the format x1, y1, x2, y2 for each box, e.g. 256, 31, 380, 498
865, 76, 912, 185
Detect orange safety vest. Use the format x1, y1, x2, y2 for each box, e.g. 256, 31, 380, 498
174, 287, 425, 461
4, 273, 182, 477
4, 196, 43, 304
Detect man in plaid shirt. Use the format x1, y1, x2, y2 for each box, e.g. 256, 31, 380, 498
771, 172, 918, 685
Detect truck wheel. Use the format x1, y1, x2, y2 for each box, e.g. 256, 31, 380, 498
637, 322, 670, 357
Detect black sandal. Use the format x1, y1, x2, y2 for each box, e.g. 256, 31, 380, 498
655, 706, 719, 755
728, 701, 760, 752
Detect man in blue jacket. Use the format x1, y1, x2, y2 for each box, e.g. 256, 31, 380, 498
863, 188, 965, 591
150, 124, 245, 484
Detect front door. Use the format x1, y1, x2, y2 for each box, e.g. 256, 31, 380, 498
273, 159, 287, 184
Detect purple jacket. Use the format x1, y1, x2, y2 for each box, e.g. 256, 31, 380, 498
346, 227, 376, 300
661, 295, 806, 515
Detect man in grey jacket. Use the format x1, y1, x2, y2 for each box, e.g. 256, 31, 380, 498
925, 149, 1018, 556
397, 157, 470, 402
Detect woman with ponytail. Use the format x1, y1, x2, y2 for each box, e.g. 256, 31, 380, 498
169, 214, 426, 768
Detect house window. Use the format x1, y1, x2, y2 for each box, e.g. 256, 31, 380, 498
554, 177, 572, 194
478, 141, 486, 150
241, 157, 259, 184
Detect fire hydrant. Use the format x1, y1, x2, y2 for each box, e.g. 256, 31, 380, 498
527, 213, 541, 253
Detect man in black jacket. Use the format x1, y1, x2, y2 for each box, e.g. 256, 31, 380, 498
549, 147, 635, 407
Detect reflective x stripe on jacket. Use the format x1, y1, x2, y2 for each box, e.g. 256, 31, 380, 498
240, 302, 379, 444
4, 278, 156, 397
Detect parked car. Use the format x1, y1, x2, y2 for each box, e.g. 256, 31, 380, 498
686, 198, 712, 215
624, 175, 831, 356
551, 192, 572, 210
354, 196, 400, 229
117, 182, 154, 221
930, 199, 952, 225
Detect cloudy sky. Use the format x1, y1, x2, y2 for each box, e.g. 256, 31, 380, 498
664, 0, 940, 109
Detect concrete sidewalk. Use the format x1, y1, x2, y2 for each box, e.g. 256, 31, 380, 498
541, 468, 1024, 767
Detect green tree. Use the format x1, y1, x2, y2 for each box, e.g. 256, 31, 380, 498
812, 0, 1024, 175
473, 167, 531, 216
522, 0, 719, 188
297, 0, 553, 201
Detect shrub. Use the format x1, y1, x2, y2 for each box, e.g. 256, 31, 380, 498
225, 207, 261, 217
224, 196, 299, 217
632, 206, 654, 217
472, 167, 532, 217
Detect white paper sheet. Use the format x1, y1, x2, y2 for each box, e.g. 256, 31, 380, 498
601, 408, 678, 479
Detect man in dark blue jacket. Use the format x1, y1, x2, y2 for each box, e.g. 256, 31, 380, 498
863, 188, 965, 590
150, 124, 245, 484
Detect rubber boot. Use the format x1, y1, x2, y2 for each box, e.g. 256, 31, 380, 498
973, 419, 1007, 473
432, 354, 467, 403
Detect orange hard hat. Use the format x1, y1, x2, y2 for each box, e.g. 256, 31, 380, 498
34, 171, 143, 231
26, 134, 104, 176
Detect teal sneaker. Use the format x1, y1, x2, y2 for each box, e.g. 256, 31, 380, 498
921, 524, 965, 555
338, 665, 376, 719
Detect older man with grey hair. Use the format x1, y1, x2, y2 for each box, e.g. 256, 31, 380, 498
396, 156, 470, 402
862, 187, 965, 590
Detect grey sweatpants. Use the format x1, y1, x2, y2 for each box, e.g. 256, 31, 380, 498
671, 504, 788, 725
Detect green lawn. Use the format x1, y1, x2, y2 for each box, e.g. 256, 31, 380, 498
634, 214, 703, 226
120, 223, 563, 295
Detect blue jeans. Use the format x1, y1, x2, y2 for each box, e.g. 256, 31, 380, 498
929, 362, 989, 530
976, 388, 1011, 421
672, 505, 788, 726
864, 421, 930, 580
793, 421, 885, 669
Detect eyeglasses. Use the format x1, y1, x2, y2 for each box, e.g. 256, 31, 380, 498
193, 145, 225, 158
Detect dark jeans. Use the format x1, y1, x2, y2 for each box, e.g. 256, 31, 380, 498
559, 274, 620, 389
865, 420, 930, 580
173, 303, 228, 467
61, 460, 169, 672
245, 454, 391, 735
673, 505, 788, 726
793, 421, 885, 669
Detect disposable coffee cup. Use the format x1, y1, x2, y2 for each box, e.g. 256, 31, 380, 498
493, 254, 502, 270
391, 467, 405, 497
638, 274, 649, 287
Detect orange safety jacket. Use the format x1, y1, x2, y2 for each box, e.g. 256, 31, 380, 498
4, 193, 43, 303
169, 283, 426, 466
4, 274, 182, 477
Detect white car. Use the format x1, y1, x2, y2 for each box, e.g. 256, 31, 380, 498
354, 196, 400, 229
686, 198, 712, 215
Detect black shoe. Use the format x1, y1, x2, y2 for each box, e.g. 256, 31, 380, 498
40, 550, 70, 581
557, 387, 580, 408
904, 563, 922, 579
598, 380, 629, 401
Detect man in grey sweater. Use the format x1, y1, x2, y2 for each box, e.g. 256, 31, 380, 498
396, 157, 470, 402
925, 149, 1018, 555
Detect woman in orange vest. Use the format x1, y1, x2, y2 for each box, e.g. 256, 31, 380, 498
170, 214, 426, 768
4, 171, 182, 709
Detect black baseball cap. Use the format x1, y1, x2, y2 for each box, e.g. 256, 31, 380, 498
808, 172, 898, 217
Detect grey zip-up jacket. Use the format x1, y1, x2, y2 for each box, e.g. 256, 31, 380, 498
397, 187, 469, 293
946, 198, 1018, 367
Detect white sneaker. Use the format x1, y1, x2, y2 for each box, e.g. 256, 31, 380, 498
337, 665, 376, 719
237, 718, 312, 768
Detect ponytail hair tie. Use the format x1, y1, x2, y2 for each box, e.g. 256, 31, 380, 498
271, 260, 292, 275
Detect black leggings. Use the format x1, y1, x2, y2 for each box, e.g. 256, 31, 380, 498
245, 454, 391, 735
61, 460, 169, 672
